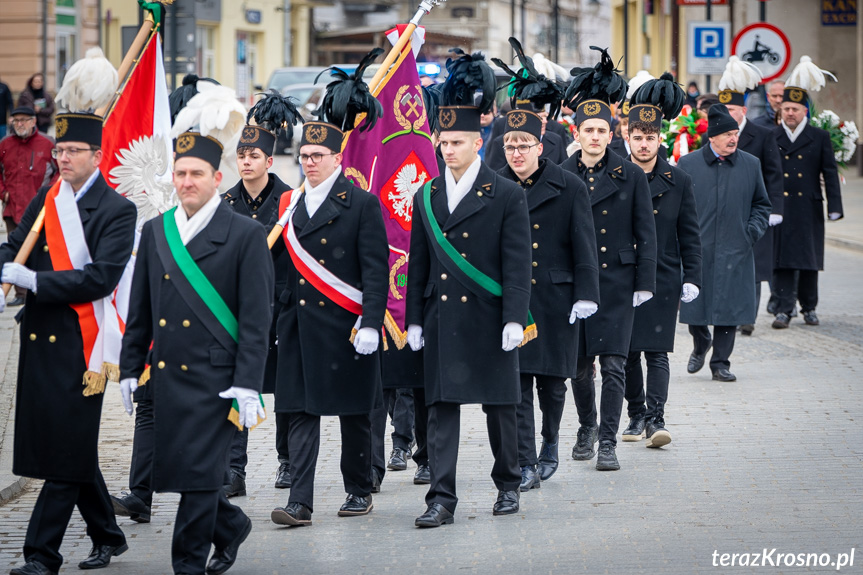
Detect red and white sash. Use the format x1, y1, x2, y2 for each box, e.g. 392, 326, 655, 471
43, 179, 124, 395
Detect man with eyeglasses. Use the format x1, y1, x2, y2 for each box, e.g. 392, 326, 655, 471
497, 104, 599, 490
271, 95, 389, 526
0, 106, 57, 306
3, 109, 135, 575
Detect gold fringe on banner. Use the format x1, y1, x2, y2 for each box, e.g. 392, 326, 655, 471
82, 370, 107, 396
102, 362, 121, 383
383, 311, 408, 351
138, 366, 151, 386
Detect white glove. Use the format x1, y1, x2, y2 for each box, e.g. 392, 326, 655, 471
681, 283, 700, 303
828, 212, 842, 221
353, 327, 380, 355
1, 263, 37, 292
569, 300, 598, 323
407, 324, 424, 351
502, 322, 524, 352
633, 291, 653, 307
768, 214, 783, 226
120, 378, 138, 416
218, 386, 265, 430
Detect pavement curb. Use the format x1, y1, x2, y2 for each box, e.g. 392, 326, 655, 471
825, 234, 863, 253
0, 475, 30, 504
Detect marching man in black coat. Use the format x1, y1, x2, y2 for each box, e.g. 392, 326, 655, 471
621, 74, 702, 448
3, 54, 134, 575
220, 92, 301, 497
716, 57, 784, 335
270, 53, 390, 526
771, 57, 843, 329
560, 47, 657, 471
406, 50, 532, 527
493, 39, 599, 489
120, 125, 274, 574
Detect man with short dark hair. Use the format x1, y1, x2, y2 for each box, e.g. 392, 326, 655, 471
678, 104, 771, 382
0, 106, 57, 305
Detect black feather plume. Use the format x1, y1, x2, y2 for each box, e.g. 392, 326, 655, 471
630, 72, 685, 120
247, 89, 304, 141
442, 49, 496, 115
422, 83, 444, 134
168, 74, 219, 125
491, 38, 565, 120
563, 46, 628, 110
313, 48, 384, 132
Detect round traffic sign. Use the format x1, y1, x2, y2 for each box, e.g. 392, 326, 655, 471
732, 23, 791, 84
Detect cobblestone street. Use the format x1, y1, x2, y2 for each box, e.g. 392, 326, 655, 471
1, 168, 861, 574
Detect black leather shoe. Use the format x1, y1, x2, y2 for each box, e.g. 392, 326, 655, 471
274, 462, 291, 489
712, 368, 737, 382
537, 439, 559, 481
687, 343, 711, 373
10, 560, 57, 575
413, 464, 431, 484
8, 296, 25, 307
772, 313, 790, 329
78, 543, 129, 570
740, 323, 755, 336
223, 470, 246, 498
621, 415, 646, 441
271, 502, 312, 526
645, 416, 671, 448
492, 490, 520, 515
415, 503, 454, 528
571, 425, 598, 460
337, 494, 373, 516
387, 447, 410, 471
519, 465, 540, 492
111, 492, 151, 523
206, 516, 252, 575
803, 311, 819, 326
371, 468, 381, 494
595, 440, 620, 471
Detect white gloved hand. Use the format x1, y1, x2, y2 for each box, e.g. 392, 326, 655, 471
407, 324, 424, 351
768, 214, 783, 226
681, 282, 700, 303
502, 322, 524, 352
828, 212, 842, 221
569, 300, 598, 323
218, 386, 265, 430
633, 291, 653, 307
353, 327, 380, 355
120, 377, 138, 416
1, 263, 37, 292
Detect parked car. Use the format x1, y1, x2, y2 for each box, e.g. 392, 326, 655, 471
274, 83, 326, 157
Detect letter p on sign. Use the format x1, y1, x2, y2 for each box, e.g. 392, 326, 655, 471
696, 27, 724, 58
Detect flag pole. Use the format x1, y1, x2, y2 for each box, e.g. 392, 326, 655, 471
365, 0, 446, 95
2, 1, 173, 297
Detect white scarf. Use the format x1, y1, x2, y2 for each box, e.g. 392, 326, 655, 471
738, 116, 748, 135
303, 167, 341, 218
782, 119, 806, 143
173, 192, 222, 245
444, 156, 482, 213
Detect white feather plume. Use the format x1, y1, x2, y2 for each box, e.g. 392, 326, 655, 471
786, 56, 837, 93
718, 56, 762, 93
531, 53, 570, 82
170, 82, 246, 151
55, 47, 118, 113
627, 70, 655, 100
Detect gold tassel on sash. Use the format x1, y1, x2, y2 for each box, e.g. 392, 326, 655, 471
82, 371, 107, 396
518, 323, 538, 347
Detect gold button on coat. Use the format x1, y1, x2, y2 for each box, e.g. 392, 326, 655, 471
532, 243, 538, 249
784, 191, 789, 196
602, 210, 607, 215
319, 301, 325, 307
157, 361, 165, 369
43, 245, 49, 252
441, 273, 447, 280
601, 247, 607, 253
653, 210, 658, 215
602, 263, 608, 269
460, 296, 467, 303
48, 335, 57, 343
532, 261, 538, 267
533, 224, 539, 229
159, 319, 167, 327
798, 155, 803, 159
319, 259, 325, 265
183, 320, 190, 327
299, 279, 306, 285
477, 191, 483, 197
441, 295, 447, 301
531, 279, 536, 285
600, 229, 606, 234
164, 274, 170, 280
784, 173, 789, 178
29, 334, 36, 341
462, 232, 469, 238
181, 365, 188, 371
321, 238, 327, 244
299, 299, 306, 306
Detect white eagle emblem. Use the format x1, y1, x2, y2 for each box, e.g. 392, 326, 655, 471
389, 163, 427, 223
109, 135, 176, 228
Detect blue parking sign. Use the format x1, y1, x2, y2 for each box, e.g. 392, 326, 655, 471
695, 27, 725, 58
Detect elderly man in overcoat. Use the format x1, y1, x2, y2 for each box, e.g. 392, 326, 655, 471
678, 104, 771, 382
770, 86, 843, 329
3, 111, 134, 575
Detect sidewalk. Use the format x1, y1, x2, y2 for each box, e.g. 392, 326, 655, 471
825, 173, 863, 251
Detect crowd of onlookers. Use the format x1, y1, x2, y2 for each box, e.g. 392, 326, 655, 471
0, 73, 56, 139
